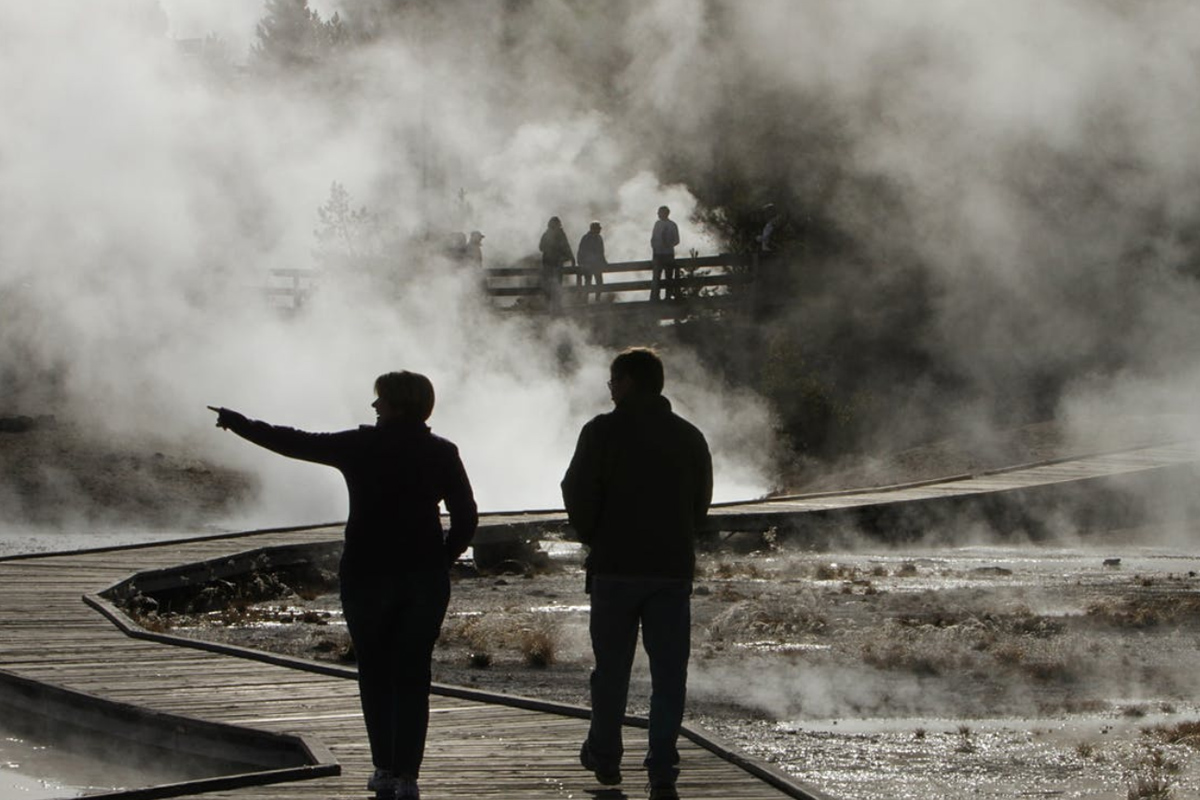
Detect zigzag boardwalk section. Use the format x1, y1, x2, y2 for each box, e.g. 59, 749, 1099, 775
707, 440, 1200, 541
3, 439, 1199, 799
0, 526, 821, 800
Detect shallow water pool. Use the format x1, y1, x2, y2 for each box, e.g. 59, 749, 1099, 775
0, 725, 186, 800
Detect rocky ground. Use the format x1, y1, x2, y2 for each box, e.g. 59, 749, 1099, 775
0, 414, 252, 532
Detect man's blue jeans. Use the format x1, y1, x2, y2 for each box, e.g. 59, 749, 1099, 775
341, 569, 450, 778
586, 576, 692, 786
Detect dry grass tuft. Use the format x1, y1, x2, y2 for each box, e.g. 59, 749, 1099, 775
519, 625, 558, 668
860, 617, 1082, 683
1126, 747, 1181, 800
1144, 720, 1200, 750
313, 633, 355, 662
1127, 774, 1174, 800
1086, 596, 1200, 629
862, 639, 944, 676
707, 595, 829, 642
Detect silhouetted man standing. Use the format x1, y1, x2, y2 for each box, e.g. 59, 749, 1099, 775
650, 206, 680, 302
562, 348, 712, 800
209, 371, 477, 800
577, 221, 607, 303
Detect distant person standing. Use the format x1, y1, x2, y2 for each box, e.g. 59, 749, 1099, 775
539, 216, 576, 311
208, 372, 477, 800
562, 347, 713, 800
758, 204, 783, 254
577, 221, 607, 303
650, 206, 680, 302
466, 230, 485, 269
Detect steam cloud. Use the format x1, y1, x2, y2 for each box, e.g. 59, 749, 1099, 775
0, 1, 769, 527
4, 1, 1200, 528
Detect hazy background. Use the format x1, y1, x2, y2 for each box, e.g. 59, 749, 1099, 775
4, 0, 1200, 532
0, 0, 767, 529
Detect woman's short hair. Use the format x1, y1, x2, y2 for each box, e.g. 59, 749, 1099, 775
610, 347, 664, 395
374, 371, 435, 421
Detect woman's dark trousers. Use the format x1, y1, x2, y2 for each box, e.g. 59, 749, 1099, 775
341, 570, 450, 778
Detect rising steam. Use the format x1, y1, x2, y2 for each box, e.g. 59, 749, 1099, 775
4, 0, 1200, 529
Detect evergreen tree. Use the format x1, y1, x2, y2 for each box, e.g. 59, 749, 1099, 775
251, 0, 343, 72
314, 182, 375, 265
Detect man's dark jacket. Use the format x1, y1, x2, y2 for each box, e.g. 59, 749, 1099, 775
222, 414, 477, 576
561, 394, 712, 580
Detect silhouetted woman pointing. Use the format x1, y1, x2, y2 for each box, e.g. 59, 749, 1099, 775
209, 371, 477, 800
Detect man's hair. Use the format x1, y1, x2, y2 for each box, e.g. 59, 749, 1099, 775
658, 205, 670, 216
374, 371, 435, 421
611, 347, 664, 395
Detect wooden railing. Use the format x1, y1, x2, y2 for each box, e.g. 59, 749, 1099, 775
264, 253, 763, 312
484, 253, 754, 303
266, 268, 318, 309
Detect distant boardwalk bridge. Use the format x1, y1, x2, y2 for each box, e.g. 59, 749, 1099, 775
483, 252, 762, 316
267, 252, 781, 319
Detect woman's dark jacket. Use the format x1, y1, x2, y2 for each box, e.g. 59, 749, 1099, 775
561, 394, 712, 581
223, 414, 477, 576
539, 227, 574, 266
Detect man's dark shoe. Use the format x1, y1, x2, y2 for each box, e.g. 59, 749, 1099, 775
579, 741, 622, 785
368, 768, 396, 799
648, 783, 680, 800
394, 776, 420, 800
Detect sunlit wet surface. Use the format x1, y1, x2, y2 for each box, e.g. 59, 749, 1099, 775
0, 718, 285, 800
701, 709, 1200, 800
691, 539, 1200, 799
0, 726, 189, 800
733, 641, 831, 653
0, 733, 79, 800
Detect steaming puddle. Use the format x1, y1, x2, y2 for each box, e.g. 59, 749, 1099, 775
0, 728, 184, 799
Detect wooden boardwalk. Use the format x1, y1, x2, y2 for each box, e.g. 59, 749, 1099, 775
3, 438, 1199, 799
0, 528, 825, 800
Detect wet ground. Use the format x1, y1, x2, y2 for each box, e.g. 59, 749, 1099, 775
0, 723, 189, 800
150, 529, 1200, 800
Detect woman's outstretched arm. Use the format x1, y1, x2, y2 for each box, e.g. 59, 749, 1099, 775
208, 406, 352, 468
